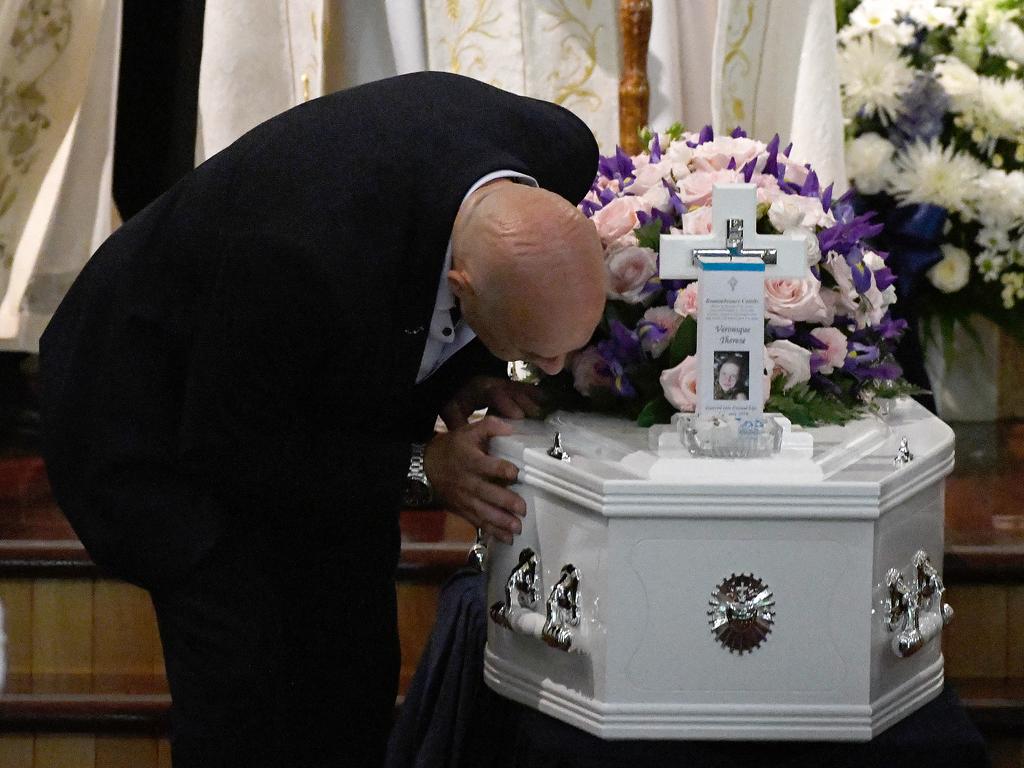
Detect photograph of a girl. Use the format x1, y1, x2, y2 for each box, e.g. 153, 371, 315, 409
714, 352, 749, 401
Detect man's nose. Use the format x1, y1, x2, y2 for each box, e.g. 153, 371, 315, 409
534, 355, 565, 375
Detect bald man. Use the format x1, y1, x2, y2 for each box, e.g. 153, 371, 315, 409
38, 73, 604, 767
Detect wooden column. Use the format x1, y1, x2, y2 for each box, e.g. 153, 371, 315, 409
618, 0, 653, 154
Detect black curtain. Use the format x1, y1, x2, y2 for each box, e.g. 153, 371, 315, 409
113, 0, 206, 220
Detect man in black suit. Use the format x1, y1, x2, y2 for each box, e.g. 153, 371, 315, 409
38, 72, 605, 766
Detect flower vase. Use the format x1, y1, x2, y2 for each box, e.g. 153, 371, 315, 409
922, 315, 1015, 422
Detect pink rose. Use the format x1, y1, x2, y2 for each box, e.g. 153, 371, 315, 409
681, 206, 713, 234
640, 182, 671, 212
639, 306, 683, 357
660, 355, 699, 411
676, 168, 741, 206
766, 340, 811, 390
809, 327, 848, 374
605, 243, 658, 304
764, 278, 831, 326
592, 196, 643, 245
751, 173, 783, 204
691, 136, 766, 171
571, 346, 614, 396
631, 160, 671, 195
781, 157, 810, 186
673, 281, 699, 317
664, 140, 693, 178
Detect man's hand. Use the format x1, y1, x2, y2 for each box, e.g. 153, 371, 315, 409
424, 416, 525, 544
440, 375, 545, 429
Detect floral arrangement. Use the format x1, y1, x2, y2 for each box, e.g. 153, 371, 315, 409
544, 124, 915, 427
836, 0, 1024, 344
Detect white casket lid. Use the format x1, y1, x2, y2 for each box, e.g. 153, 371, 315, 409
489, 398, 954, 520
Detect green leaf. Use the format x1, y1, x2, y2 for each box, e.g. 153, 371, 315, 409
636, 396, 675, 427
635, 220, 662, 251
664, 122, 685, 142
765, 381, 862, 427
668, 316, 697, 367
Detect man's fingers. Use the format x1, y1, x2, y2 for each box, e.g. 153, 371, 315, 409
488, 389, 525, 419
470, 415, 514, 442
470, 499, 523, 543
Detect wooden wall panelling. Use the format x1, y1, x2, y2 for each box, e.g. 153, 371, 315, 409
1008, 586, 1024, 677
95, 735, 159, 768
0, 579, 33, 678
944, 585, 1008, 678
92, 580, 162, 692
0, 734, 33, 768
34, 735, 96, 767
396, 583, 440, 692
31, 580, 93, 692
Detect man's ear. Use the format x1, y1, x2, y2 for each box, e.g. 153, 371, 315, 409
447, 269, 474, 300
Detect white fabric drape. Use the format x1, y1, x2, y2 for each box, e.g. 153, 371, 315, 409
711, 0, 847, 192
422, 0, 621, 153
0, 0, 120, 352
648, 0, 717, 135
196, 0, 327, 162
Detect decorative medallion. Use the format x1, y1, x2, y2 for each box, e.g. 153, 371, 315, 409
707, 572, 775, 654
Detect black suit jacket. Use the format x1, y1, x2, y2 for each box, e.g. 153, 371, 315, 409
39, 72, 598, 590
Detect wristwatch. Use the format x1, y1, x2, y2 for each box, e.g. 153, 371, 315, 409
404, 442, 434, 508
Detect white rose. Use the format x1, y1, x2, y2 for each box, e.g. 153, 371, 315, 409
766, 340, 811, 391
927, 243, 972, 293
846, 133, 897, 195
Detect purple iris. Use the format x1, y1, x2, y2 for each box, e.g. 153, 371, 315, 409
598, 146, 636, 183
650, 133, 663, 163
687, 124, 715, 147
818, 212, 884, 258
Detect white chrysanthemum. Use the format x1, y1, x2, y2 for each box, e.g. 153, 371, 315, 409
992, 20, 1024, 64
975, 250, 1006, 281
976, 76, 1024, 144
846, 133, 897, 194
906, 0, 958, 29
890, 141, 982, 217
975, 169, 1024, 230
977, 224, 1013, 252
934, 55, 980, 112
927, 244, 972, 293
842, 1, 917, 45
838, 37, 917, 123
1001, 272, 1024, 309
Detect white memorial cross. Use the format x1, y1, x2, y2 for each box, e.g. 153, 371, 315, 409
660, 184, 808, 417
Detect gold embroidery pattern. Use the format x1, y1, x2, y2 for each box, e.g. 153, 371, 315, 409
439, 0, 501, 76
720, 0, 756, 128
0, 0, 72, 269
537, 0, 602, 111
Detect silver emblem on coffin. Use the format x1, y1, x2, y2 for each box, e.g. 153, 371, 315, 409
708, 573, 776, 654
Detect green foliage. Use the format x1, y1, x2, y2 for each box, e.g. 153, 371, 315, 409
636, 396, 675, 427
668, 317, 697, 367
635, 220, 662, 251
766, 381, 862, 427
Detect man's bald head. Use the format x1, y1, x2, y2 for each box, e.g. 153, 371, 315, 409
449, 181, 606, 374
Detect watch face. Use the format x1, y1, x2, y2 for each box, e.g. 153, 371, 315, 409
404, 478, 433, 507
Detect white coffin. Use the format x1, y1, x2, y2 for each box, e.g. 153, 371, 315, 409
483, 398, 955, 741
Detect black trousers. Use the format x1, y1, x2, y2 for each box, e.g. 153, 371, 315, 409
151, 530, 400, 767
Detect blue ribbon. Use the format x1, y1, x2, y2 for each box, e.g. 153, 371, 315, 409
883, 203, 947, 301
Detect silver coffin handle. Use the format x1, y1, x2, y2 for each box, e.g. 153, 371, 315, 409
885, 550, 954, 658
489, 548, 540, 629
